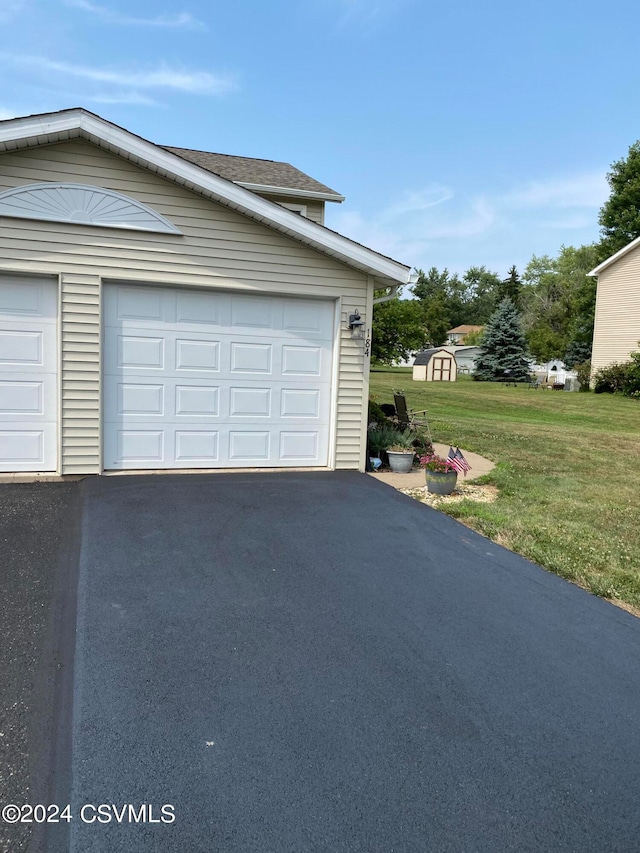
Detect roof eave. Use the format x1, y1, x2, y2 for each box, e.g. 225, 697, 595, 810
236, 181, 345, 203
588, 234, 640, 276
0, 109, 410, 286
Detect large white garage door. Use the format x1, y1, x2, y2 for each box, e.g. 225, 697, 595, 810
0, 277, 58, 472
103, 285, 335, 470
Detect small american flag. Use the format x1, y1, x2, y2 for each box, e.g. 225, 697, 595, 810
448, 446, 472, 476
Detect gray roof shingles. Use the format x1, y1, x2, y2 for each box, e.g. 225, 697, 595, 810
162, 147, 342, 198
413, 348, 452, 366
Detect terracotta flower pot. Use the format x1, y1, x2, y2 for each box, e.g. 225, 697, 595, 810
425, 470, 457, 495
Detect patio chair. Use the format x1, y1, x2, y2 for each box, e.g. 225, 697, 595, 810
393, 392, 432, 442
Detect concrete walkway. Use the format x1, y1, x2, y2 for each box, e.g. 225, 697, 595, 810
368, 443, 495, 490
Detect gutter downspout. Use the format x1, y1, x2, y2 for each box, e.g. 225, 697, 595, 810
372, 272, 417, 306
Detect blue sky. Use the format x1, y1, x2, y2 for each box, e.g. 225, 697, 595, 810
1, 0, 639, 278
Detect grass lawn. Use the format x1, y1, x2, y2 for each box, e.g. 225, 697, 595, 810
369, 368, 640, 611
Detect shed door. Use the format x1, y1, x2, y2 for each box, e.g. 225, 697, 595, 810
103, 285, 334, 469
432, 357, 451, 381
0, 277, 58, 472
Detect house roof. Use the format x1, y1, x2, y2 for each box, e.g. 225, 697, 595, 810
447, 324, 483, 334
588, 234, 640, 276
413, 347, 453, 366
0, 107, 410, 287
162, 147, 344, 201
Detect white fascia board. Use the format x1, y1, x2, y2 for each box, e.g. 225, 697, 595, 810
0, 110, 408, 284
236, 182, 345, 202
588, 234, 640, 276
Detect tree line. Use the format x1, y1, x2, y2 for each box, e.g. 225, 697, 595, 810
372, 139, 640, 368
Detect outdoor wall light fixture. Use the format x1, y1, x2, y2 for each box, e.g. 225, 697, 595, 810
348, 310, 365, 339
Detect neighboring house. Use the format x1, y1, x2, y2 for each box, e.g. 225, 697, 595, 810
0, 108, 411, 475
446, 324, 483, 344
443, 345, 482, 374
412, 348, 457, 382
589, 236, 640, 374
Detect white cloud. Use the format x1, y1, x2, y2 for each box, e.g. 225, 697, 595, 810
330, 169, 608, 274
377, 187, 453, 223
0, 107, 20, 120
504, 173, 609, 210
86, 91, 159, 106
64, 0, 206, 30
2, 54, 237, 96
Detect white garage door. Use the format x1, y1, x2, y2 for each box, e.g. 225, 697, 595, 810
103, 285, 335, 470
0, 277, 58, 472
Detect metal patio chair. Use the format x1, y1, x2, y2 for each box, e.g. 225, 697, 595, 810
393, 392, 432, 443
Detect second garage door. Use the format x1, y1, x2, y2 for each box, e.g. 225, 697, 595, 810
103, 285, 335, 470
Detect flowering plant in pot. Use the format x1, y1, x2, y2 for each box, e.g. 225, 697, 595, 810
386, 429, 415, 473
419, 453, 458, 494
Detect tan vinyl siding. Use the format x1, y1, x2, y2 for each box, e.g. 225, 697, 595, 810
592, 243, 640, 374
0, 139, 370, 472
257, 193, 325, 225
60, 273, 100, 474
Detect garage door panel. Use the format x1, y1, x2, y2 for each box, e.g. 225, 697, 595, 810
280, 431, 319, 461
0, 279, 57, 319
0, 329, 44, 366
175, 291, 221, 326
116, 430, 165, 463
104, 284, 333, 469
176, 385, 219, 417
0, 277, 57, 472
176, 338, 219, 372
175, 430, 219, 463
0, 429, 45, 465
230, 295, 274, 330
118, 383, 165, 416
230, 342, 272, 374
281, 389, 319, 418
0, 379, 44, 417
117, 335, 165, 370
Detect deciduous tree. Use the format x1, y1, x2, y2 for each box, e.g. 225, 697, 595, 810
598, 140, 640, 261
371, 293, 429, 365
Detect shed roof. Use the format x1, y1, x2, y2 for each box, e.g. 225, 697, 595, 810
413, 347, 453, 366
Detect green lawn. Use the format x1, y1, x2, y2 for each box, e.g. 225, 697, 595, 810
369, 368, 640, 610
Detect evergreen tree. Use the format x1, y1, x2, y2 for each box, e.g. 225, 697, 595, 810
474, 298, 531, 382
498, 265, 522, 308
598, 140, 640, 261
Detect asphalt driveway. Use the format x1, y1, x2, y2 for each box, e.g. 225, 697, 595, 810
19, 472, 640, 851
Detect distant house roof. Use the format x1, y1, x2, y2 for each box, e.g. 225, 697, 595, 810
162, 147, 344, 201
447, 324, 483, 335
413, 347, 453, 366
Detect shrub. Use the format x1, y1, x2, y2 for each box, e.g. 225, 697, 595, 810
411, 428, 433, 459
575, 360, 592, 391
625, 348, 640, 397
367, 425, 399, 457
368, 398, 390, 426
593, 362, 630, 394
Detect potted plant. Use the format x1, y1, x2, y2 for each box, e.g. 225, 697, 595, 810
367, 425, 399, 468
386, 429, 416, 473
419, 453, 458, 495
